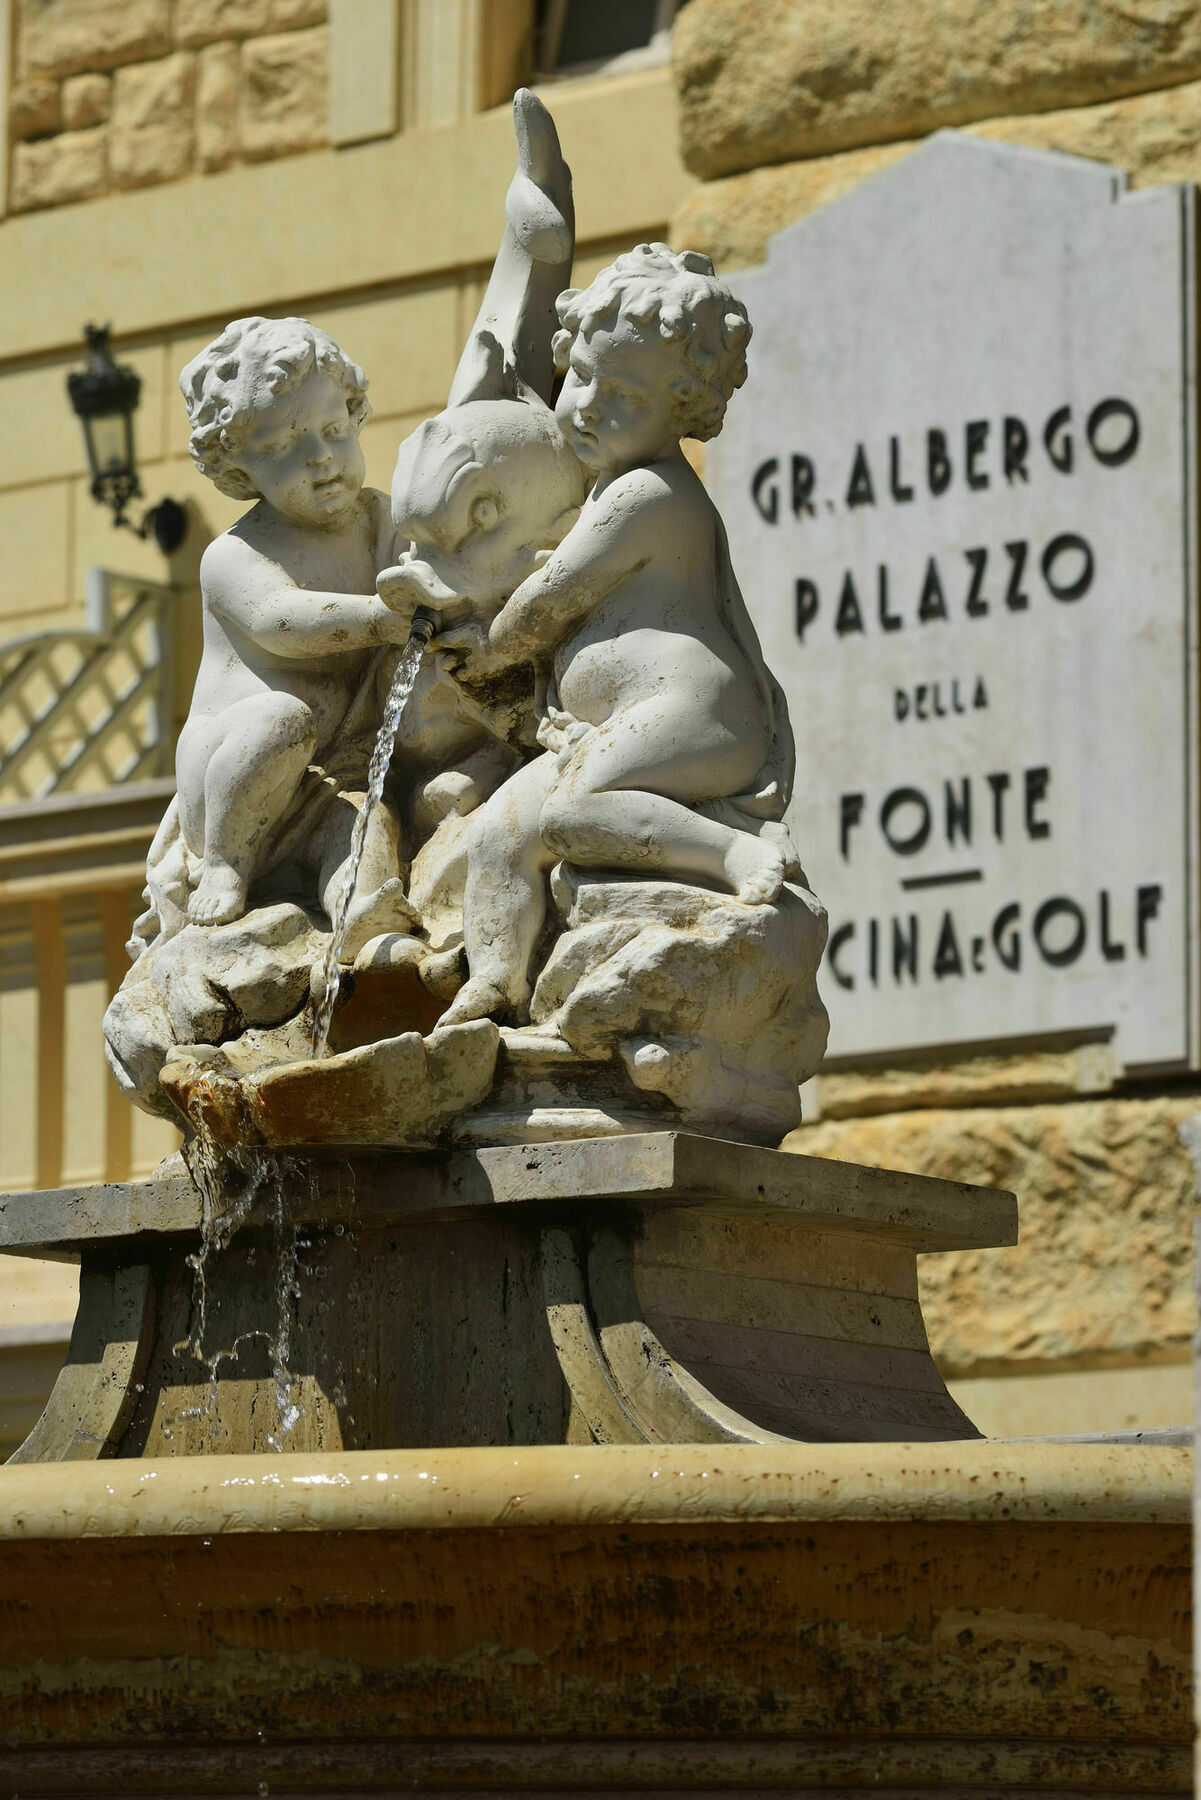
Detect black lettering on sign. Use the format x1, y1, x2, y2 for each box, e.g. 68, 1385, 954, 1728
1034, 896, 1086, 967
987, 771, 1011, 841
878, 564, 902, 631
928, 428, 952, 496
971, 935, 986, 972
933, 911, 964, 978
1136, 883, 1163, 955
846, 444, 875, 507
1087, 398, 1140, 467
965, 419, 989, 490
974, 676, 989, 710
1024, 767, 1051, 839
1042, 533, 1094, 602
895, 689, 909, 721
918, 557, 948, 623
836, 571, 865, 635
840, 792, 865, 860
1004, 540, 1029, 611
1045, 405, 1073, 473
993, 901, 1021, 971
791, 454, 816, 518
945, 778, 971, 847
867, 917, 880, 986
828, 921, 855, 989
1004, 416, 1029, 483
752, 457, 779, 523
964, 547, 989, 618
893, 915, 919, 983
1099, 890, 1126, 961
795, 578, 819, 642
880, 787, 932, 856
889, 436, 914, 503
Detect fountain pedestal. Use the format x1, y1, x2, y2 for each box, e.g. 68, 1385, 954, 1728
2, 1133, 1015, 1460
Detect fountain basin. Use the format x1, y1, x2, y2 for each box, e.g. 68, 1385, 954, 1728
0, 1441, 1190, 1794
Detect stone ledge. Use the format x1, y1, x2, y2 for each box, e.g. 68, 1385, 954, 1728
1, 1441, 1189, 1537
0, 1131, 1017, 1254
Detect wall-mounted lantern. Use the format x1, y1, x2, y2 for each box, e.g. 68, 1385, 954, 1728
67, 324, 187, 555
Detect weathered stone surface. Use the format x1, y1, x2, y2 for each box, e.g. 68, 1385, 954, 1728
109, 52, 195, 189
9, 76, 61, 139
196, 41, 239, 171
269, 0, 326, 25
16, 0, 171, 78
522, 868, 829, 1144
173, 0, 270, 49
103, 902, 326, 1116
786, 1095, 1200, 1376
671, 78, 1201, 272
9, 126, 106, 211
239, 26, 328, 160
60, 70, 111, 130
673, 0, 1201, 180
816, 1047, 1119, 1120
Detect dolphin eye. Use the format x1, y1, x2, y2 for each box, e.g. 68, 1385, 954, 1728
470, 494, 499, 533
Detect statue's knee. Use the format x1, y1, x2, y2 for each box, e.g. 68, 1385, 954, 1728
268, 693, 317, 753
537, 791, 576, 859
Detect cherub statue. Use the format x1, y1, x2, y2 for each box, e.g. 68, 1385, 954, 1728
436, 244, 799, 1027
147, 316, 414, 943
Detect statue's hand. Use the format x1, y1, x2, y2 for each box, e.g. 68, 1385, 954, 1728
377, 555, 472, 625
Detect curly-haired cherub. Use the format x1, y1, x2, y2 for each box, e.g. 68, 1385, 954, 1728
437, 243, 798, 1027
172, 317, 415, 930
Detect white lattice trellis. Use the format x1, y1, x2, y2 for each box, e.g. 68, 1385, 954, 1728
0, 569, 175, 803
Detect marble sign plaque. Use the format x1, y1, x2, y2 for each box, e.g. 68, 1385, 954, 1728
709, 133, 1199, 1072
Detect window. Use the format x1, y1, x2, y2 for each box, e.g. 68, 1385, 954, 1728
535, 0, 687, 79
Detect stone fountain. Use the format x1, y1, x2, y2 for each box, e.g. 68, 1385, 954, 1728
1, 93, 1011, 1462
2, 92, 1185, 1800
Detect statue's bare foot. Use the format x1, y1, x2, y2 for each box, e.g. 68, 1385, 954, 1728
438, 975, 508, 1027
188, 862, 247, 925
724, 834, 786, 905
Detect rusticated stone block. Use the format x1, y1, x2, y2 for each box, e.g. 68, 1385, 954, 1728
787, 1093, 1200, 1377
60, 70, 111, 130
173, 0, 270, 49
9, 75, 61, 139
9, 126, 106, 211
196, 41, 239, 171
109, 52, 195, 190
16, 0, 171, 78
239, 26, 329, 160
268, 0, 326, 25
671, 78, 1201, 272
673, 0, 1201, 180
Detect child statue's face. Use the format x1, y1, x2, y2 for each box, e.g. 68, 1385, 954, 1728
555, 323, 680, 475
235, 367, 365, 527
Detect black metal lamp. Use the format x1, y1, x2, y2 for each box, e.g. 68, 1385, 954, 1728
67, 323, 187, 555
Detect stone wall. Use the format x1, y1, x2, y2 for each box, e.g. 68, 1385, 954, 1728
8, 0, 329, 213
672, 0, 1200, 1437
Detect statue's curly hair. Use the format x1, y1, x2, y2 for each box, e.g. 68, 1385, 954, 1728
179, 316, 371, 500
552, 244, 751, 443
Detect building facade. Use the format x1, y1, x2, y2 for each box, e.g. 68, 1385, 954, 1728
0, 0, 1194, 1453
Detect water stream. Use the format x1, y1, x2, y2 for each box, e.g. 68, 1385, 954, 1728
310, 609, 435, 1059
